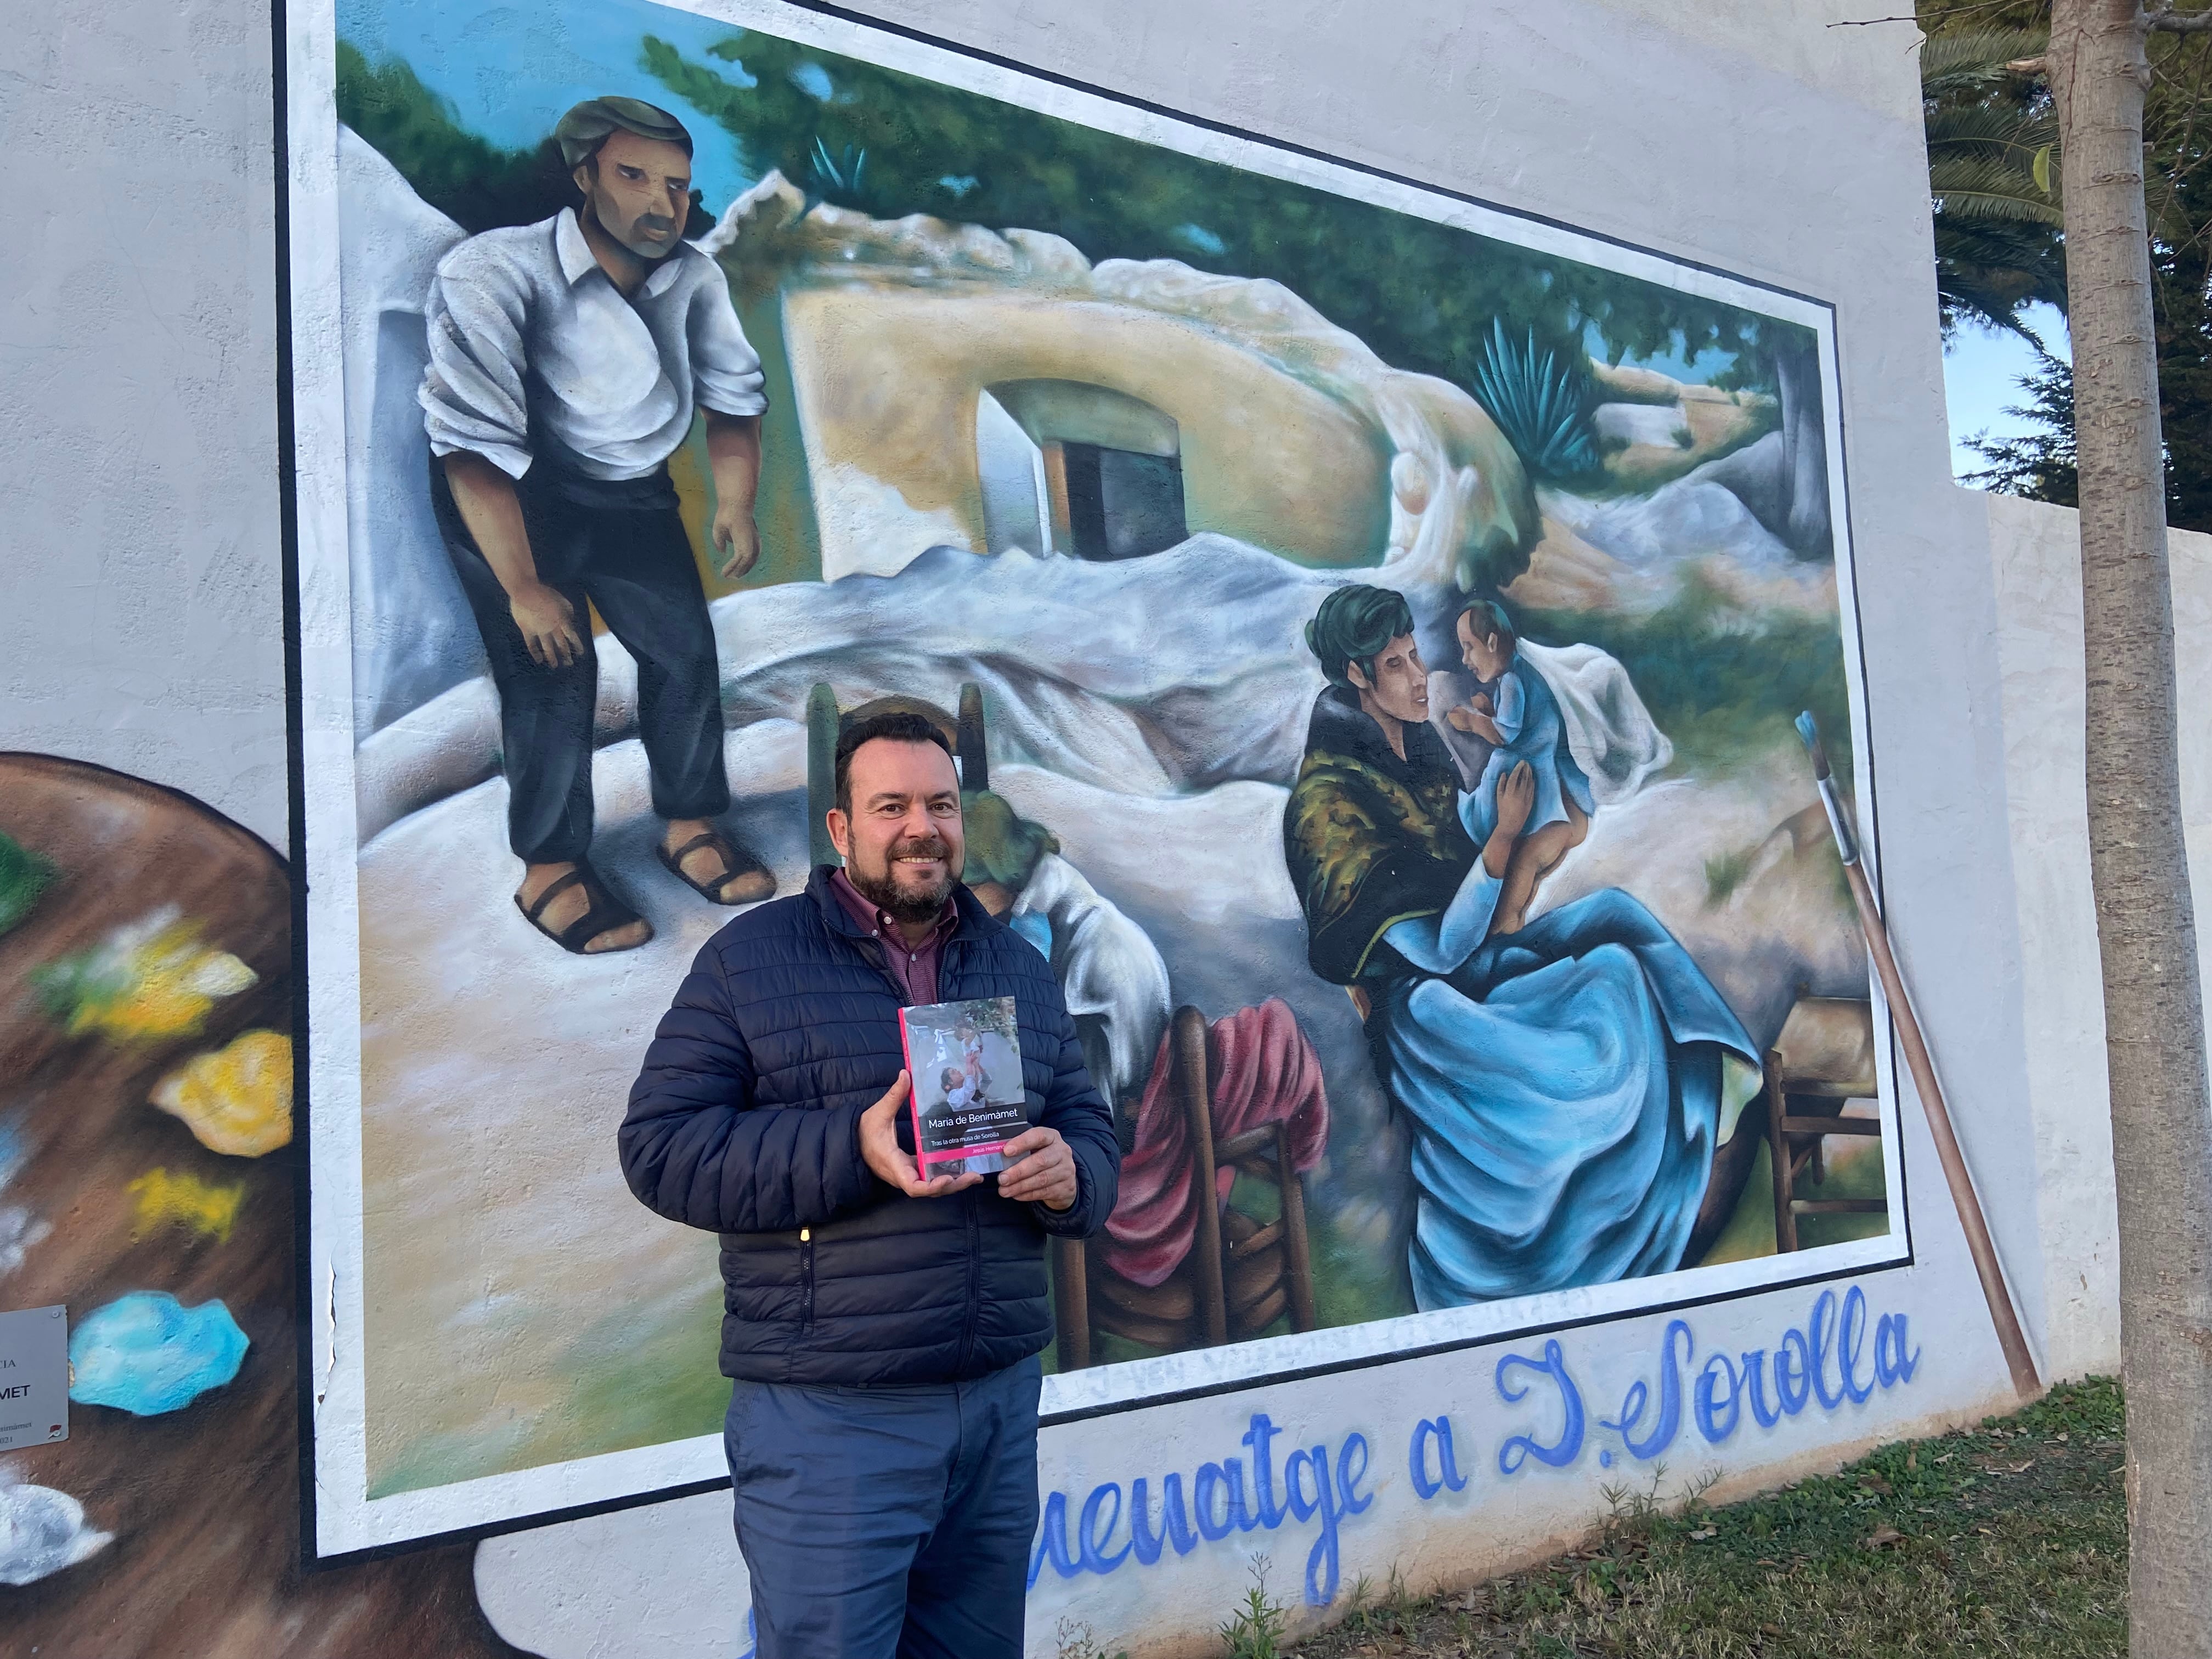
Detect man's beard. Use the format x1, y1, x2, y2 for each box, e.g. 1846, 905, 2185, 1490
849, 836, 957, 925
624, 213, 680, 253
587, 196, 680, 260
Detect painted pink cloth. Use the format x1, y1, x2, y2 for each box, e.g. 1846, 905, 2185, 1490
1098, 996, 1329, 1287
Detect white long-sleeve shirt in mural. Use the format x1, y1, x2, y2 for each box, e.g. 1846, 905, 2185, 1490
419, 207, 767, 483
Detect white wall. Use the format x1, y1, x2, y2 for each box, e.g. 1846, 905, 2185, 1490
0, 0, 289, 850
1984, 487, 2212, 1386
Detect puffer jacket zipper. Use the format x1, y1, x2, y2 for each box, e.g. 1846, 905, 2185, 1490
844, 929, 916, 1009
942, 937, 983, 1376
799, 1227, 816, 1331
956, 1193, 981, 1373
839, 917, 991, 1368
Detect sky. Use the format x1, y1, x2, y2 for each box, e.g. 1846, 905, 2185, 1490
1942, 302, 2069, 482
338, 0, 761, 214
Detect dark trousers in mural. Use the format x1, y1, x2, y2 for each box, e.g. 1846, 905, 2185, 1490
724, 1356, 1040, 1659
434, 460, 730, 865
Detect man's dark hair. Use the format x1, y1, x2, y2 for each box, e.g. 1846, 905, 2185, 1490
834, 710, 956, 817
554, 96, 695, 173
1305, 585, 1416, 690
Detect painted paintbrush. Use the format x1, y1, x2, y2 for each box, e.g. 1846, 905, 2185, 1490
1794, 712, 2041, 1400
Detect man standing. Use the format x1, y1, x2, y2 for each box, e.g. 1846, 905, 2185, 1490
619, 710, 1121, 1658
422, 95, 773, 955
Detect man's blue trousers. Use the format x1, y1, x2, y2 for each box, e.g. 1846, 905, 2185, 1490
726, 1356, 1041, 1659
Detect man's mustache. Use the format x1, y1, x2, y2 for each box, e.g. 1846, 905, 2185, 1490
633, 213, 679, 236
888, 837, 951, 864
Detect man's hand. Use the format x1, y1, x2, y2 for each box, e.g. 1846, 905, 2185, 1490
442, 452, 579, 668
510, 579, 585, 669
713, 504, 760, 582
859, 1073, 984, 1199
704, 411, 761, 581
997, 1125, 1079, 1212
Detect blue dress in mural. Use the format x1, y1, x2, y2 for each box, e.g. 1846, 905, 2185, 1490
1376, 870, 1756, 1308
1283, 683, 1756, 1310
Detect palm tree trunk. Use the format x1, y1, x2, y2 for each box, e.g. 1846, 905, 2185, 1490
2047, 4, 2212, 1651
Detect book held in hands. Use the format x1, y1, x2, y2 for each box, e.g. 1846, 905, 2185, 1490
899, 995, 1026, 1177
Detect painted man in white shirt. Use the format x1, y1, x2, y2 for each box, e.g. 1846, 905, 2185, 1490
422, 96, 774, 954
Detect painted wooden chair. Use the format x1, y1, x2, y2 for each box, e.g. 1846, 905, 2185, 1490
1051, 1005, 1318, 1369
1763, 995, 1888, 1251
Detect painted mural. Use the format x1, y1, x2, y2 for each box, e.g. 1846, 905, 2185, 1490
297, 0, 1899, 1551
0, 755, 514, 1654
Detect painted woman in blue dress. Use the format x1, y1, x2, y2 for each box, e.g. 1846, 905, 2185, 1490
1282, 585, 1759, 1309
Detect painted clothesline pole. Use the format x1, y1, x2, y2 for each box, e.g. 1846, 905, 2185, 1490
1794, 712, 2042, 1401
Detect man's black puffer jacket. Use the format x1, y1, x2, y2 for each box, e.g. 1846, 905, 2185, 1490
619, 866, 1120, 1385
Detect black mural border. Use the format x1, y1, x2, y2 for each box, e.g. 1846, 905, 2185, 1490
277, 0, 1909, 1569
272, 0, 322, 1580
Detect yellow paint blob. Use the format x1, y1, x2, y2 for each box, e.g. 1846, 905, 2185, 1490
127, 1167, 247, 1243
150, 1029, 294, 1158
41, 907, 258, 1040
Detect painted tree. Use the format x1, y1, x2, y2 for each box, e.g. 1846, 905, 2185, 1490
2042, 3, 2212, 1651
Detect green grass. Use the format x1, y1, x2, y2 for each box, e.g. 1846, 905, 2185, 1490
370, 1279, 730, 1498
1702, 846, 1759, 907
1299, 1376, 2126, 1658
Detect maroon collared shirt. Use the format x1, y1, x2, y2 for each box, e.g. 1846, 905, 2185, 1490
829, 868, 960, 1005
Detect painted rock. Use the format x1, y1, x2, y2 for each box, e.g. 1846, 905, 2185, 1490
150, 1029, 294, 1158
0, 1472, 112, 1586
67, 1292, 250, 1417
33, 906, 257, 1041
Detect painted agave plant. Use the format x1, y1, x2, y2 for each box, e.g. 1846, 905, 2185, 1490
1471, 319, 1602, 482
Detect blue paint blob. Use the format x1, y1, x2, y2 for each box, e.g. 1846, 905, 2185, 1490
1598, 1448, 1613, 1468
69, 1291, 249, 1416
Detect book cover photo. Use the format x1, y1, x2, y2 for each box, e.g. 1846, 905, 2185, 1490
899, 995, 1027, 1177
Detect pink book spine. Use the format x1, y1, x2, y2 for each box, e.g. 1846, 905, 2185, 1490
898, 1008, 939, 1173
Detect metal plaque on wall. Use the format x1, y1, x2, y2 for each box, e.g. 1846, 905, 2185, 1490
0, 1305, 69, 1449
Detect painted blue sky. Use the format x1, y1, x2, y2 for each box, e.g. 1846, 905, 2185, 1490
338, 0, 761, 212
1581, 320, 1735, 387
